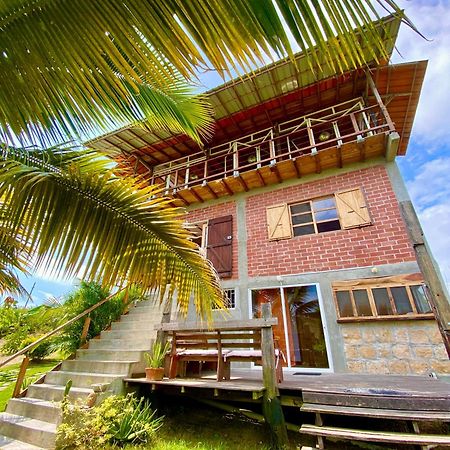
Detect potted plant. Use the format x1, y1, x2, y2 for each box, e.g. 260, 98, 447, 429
144, 341, 170, 381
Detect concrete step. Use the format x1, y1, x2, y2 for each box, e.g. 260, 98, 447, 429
61, 359, 140, 375
0, 434, 45, 449
6, 398, 61, 425
0, 413, 56, 448
44, 370, 123, 388
100, 329, 155, 340
88, 338, 153, 350
76, 349, 147, 362
110, 319, 160, 330
26, 384, 92, 403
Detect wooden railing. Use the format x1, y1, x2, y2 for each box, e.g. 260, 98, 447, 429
151, 98, 395, 195
2, 286, 128, 398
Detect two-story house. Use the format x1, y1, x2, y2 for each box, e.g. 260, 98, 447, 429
88, 15, 450, 377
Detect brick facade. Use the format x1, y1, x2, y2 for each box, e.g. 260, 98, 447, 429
246, 165, 416, 277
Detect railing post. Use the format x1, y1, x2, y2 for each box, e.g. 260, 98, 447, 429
80, 316, 91, 346
12, 355, 30, 398
261, 303, 288, 449
232, 142, 239, 176
306, 119, 317, 154
366, 71, 395, 132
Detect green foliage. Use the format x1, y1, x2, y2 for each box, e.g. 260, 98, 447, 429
1, 326, 30, 355
0, 306, 24, 338
50, 281, 125, 356
145, 341, 171, 369
56, 394, 162, 449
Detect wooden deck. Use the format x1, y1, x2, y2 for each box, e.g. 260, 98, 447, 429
125, 370, 450, 411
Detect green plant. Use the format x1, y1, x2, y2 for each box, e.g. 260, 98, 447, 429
145, 341, 171, 368
56, 394, 162, 449
0, 306, 24, 338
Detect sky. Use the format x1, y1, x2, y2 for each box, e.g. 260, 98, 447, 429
15, 0, 450, 305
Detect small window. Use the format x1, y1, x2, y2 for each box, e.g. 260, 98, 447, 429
267, 187, 370, 241
333, 275, 433, 322
290, 196, 341, 237
212, 289, 236, 310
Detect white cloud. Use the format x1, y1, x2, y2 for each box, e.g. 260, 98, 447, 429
406, 157, 450, 287
406, 157, 450, 209
394, 1, 450, 143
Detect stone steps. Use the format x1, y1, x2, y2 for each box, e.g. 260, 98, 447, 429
61, 359, 141, 375
76, 349, 147, 361
26, 383, 92, 403
0, 413, 56, 448
6, 398, 61, 424
0, 299, 163, 448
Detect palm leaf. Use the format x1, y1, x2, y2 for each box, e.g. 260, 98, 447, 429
0, 144, 224, 319
0, 1, 415, 145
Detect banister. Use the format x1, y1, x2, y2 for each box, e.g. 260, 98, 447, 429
0, 285, 128, 368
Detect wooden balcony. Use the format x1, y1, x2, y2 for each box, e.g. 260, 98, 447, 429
151, 98, 397, 206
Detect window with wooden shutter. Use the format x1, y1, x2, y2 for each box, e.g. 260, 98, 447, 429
206, 215, 233, 278
266, 204, 293, 240
335, 187, 371, 229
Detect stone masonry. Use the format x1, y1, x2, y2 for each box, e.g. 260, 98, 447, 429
341, 320, 450, 375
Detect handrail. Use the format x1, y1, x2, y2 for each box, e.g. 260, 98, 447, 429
0, 285, 128, 369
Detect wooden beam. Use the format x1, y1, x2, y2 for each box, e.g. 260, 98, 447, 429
234, 175, 249, 192
220, 179, 234, 196
13, 356, 29, 398
261, 303, 288, 449
386, 132, 400, 162
399, 200, 450, 357
366, 72, 395, 132
204, 183, 218, 199
270, 164, 282, 183
189, 188, 204, 204
290, 159, 301, 178
255, 169, 266, 187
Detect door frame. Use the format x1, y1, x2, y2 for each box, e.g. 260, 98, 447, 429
247, 282, 334, 373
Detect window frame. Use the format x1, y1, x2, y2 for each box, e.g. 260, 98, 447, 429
289, 195, 341, 237
332, 274, 434, 323
212, 288, 236, 310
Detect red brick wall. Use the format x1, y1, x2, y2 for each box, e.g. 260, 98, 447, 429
247, 165, 416, 277
187, 201, 238, 279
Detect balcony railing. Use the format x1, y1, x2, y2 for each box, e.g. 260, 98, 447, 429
151, 98, 394, 195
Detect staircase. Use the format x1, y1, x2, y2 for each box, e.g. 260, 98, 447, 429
0, 299, 164, 449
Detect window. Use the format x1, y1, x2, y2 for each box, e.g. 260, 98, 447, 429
333, 274, 433, 322
267, 187, 371, 240
212, 289, 236, 310
290, 197, 341, 237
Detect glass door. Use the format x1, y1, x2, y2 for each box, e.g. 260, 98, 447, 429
251, 285, 329, 369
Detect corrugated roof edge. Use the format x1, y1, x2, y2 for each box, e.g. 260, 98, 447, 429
204, 14, 402, 96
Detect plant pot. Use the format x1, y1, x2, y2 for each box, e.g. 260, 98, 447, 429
145, 367, 165, 381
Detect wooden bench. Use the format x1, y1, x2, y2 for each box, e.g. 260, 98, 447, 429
156, 319, 283, 382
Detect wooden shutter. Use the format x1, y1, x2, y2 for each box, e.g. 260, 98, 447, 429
335, 188, 371, 229
266, 204, 293, 240
206, 215, 233, 278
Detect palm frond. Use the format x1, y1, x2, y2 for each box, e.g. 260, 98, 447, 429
0, 1, 414, 145
0, 144, 224, 319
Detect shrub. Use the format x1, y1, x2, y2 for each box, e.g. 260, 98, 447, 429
0, 306, 24, 338
56, 394, 163, 449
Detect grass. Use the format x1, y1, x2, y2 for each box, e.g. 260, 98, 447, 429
0, 359, 59, 411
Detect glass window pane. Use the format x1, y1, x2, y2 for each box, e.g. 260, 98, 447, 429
353, 289, 373, 316
293, 224, 315, 236
313, 198, 335, 211
290, 203, 311, 215
315, 209, 338, 221
391, 287, 413, 314
317, 220, 340, 233
284, 285, 329, 369
410, 285, 432, 314
372, 288, 393, 315
292, 213, 313, 225
336, 291, 353, 317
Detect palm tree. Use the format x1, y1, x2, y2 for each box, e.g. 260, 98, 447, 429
0, 1, 416, 314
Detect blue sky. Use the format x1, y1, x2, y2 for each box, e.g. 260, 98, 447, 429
16, 0, 450, 305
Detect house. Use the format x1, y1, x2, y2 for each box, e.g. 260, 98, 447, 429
88, 15, 450, 377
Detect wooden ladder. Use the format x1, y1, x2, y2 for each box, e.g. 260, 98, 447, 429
299, 403, 450, 450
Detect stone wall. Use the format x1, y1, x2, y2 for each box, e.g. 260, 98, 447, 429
341, 320, 450, 375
